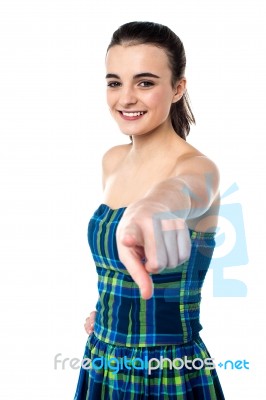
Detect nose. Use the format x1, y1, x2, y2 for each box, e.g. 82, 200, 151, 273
119, 85, 137, 107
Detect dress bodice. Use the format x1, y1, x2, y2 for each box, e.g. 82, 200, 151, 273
88, 203, 216, 347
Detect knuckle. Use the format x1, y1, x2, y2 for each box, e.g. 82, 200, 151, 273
146, 261, 164, 274
177, 255, 189, 265
167, 261, 179, 269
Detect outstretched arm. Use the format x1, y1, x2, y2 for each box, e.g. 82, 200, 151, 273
116, 155, 220, 300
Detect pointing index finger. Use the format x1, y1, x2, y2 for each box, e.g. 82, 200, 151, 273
118, 244, 154, 299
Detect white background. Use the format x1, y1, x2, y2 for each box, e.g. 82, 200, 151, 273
0, 0, 265, 399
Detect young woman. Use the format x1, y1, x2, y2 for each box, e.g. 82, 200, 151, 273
74, 21, 225, 399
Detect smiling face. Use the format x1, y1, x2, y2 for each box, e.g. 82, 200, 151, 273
105, 44, 185, 138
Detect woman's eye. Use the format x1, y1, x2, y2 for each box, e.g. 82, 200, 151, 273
107, 81, 121, 88
139, 81, 154, 87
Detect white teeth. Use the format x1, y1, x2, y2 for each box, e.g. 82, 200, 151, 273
122, 111, 145, 117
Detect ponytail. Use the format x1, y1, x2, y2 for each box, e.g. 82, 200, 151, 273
170, 91, 195, 140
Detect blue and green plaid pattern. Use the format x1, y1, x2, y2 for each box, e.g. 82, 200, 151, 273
88, 204, 216, 347
74, 204, 225, 399
74, 332, 225, 399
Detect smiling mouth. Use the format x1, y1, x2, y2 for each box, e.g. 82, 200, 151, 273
119, 111, 147, 119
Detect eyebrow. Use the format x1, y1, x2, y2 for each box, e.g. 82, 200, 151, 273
105, 72, 160, 79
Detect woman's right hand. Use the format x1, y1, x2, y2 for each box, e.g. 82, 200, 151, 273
84, 311, 97, 335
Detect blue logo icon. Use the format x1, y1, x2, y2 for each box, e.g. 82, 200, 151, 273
160, 179, 249, 299
210, 182, 248, 297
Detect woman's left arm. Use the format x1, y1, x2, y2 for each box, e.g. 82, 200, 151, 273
144, 155, 220, 219
116, 155, 220, 300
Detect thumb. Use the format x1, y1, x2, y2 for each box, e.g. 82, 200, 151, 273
119, 223, 144, 247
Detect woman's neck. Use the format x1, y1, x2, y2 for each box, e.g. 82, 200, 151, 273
129, 124, 181, 161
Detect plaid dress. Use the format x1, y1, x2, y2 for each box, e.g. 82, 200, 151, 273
74, 204, 225, 399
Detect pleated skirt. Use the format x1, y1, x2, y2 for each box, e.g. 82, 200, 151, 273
74, 333, 225, 400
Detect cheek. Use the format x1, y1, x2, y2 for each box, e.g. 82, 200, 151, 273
106, 91, 116, 109
145, 90, 173, 110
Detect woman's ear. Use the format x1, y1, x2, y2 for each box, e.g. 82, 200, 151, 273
172, 77, 187, 103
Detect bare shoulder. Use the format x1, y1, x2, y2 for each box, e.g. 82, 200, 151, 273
175, 140, 220, 178
102, 143, 131, 187
102, 144, 131, 172
174, 142, 220, 203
